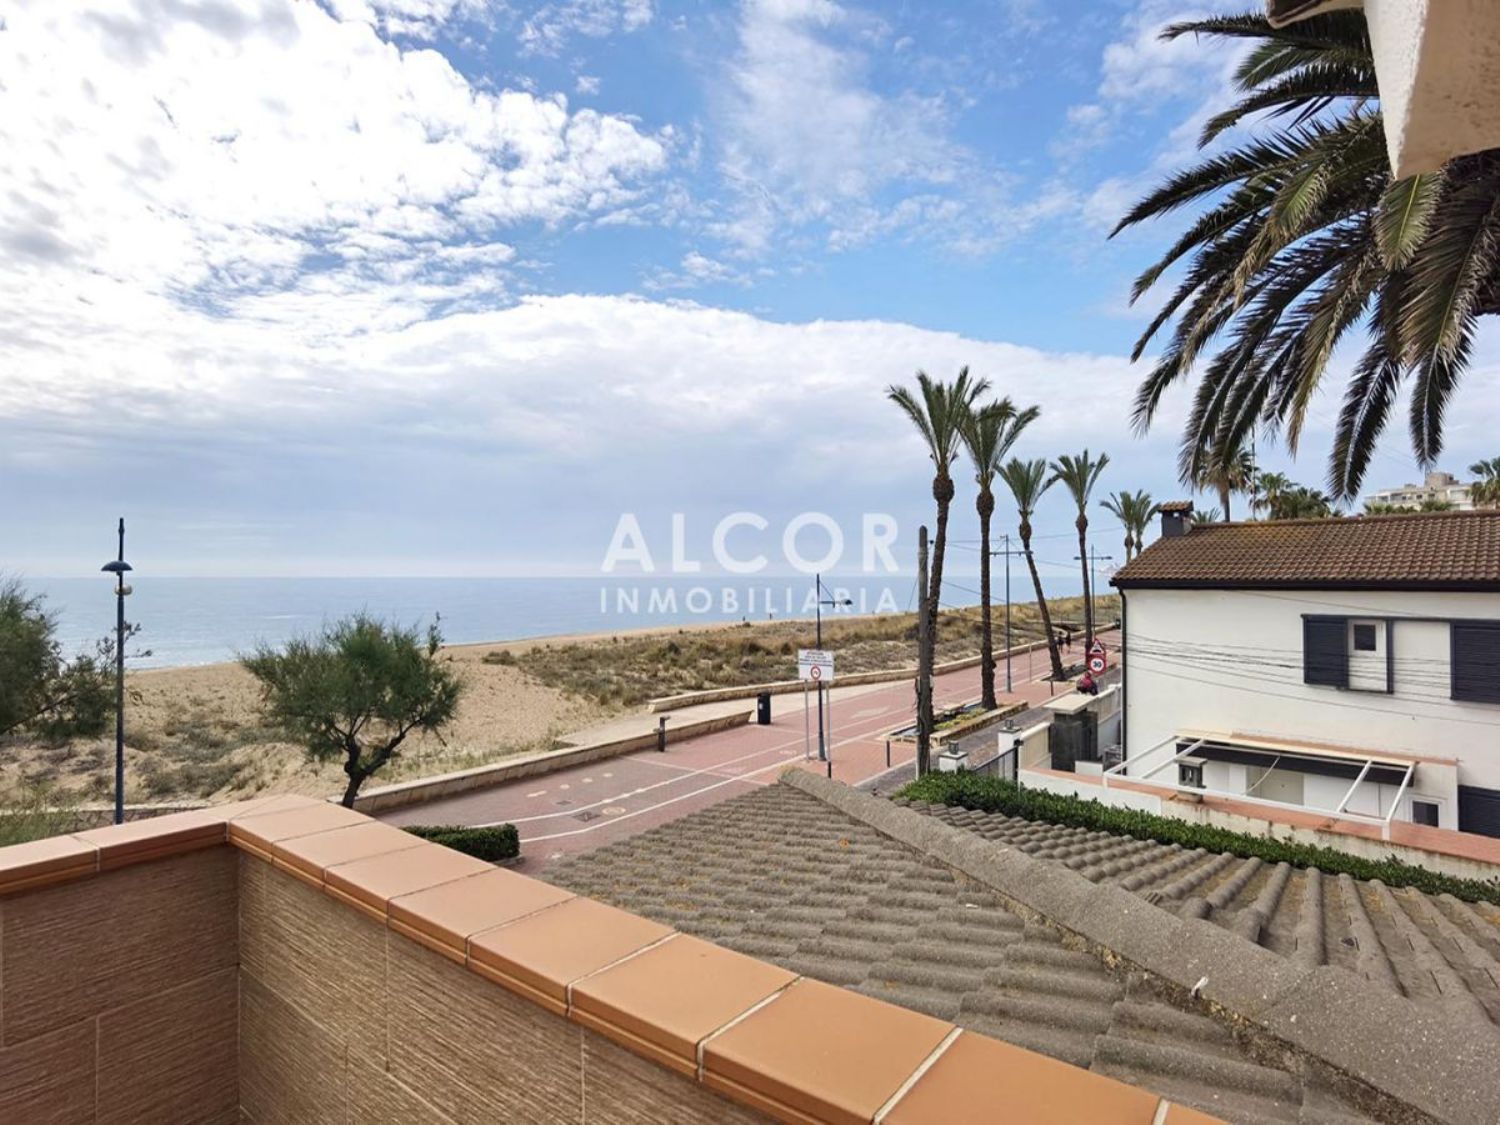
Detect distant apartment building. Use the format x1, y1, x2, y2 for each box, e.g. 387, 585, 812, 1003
1109, 508, 1500, 838
1365, 470, 1474, 511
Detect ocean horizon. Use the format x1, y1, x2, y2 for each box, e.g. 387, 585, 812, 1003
25, 573, 1090, 669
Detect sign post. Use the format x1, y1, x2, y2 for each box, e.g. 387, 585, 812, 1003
798, 649, 835, 762
1087, 639, 1108, 676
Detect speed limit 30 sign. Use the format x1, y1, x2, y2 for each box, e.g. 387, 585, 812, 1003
1087, 639, 1108, 675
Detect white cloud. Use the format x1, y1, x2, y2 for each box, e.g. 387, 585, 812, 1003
707, 0, 1062, 259
575, 73, 601, 95
325, 0, 489, 39
519, 0, 653, 56
0, 0, 671, 350
714, 0, 958, 252
3, 288, 1192, 574
1056, 0, 1240, 163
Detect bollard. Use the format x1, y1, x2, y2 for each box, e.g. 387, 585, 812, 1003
657, 715, 668, 753
885, 739, 891, 768
826, 756, 832, 780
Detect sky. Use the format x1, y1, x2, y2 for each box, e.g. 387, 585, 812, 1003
4, 0, 1500, 582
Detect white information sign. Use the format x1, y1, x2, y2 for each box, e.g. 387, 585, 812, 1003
797, 648, 835, 683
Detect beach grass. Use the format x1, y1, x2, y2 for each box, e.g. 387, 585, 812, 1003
490, 594, 1115, 708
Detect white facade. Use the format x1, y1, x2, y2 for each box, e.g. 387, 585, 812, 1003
1272, 0, 1500, 178
1366, 471, 1474, 511
1120, 586, 1500, 831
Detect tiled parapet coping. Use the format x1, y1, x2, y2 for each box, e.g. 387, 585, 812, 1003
0, 792, 1221, 1124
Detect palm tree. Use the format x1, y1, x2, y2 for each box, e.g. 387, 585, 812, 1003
1470, 458, 1500, 508
1270, 485, 1334, 520
1189, 448, 1253, 521
1191, 507, 1222, 524
1251, 470, 1292, 517
1049, 451, 1110, 646
888, 367, 989, 763
960, 399, 1041, 710
998, 458, 1066, 682
1128, 495, 1158, 557
1114, 12, 1500, 503
1101, 490, 1155, 561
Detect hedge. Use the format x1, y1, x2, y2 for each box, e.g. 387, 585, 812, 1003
404, 823, 519, 863
897, 772, 1500, 904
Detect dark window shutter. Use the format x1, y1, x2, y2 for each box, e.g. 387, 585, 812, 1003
1451, 623, 1500, 704
1303, 617, 1348, 687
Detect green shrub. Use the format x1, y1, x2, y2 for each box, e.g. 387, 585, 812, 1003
897, 773, 1500, 904
403, 823, 519, 862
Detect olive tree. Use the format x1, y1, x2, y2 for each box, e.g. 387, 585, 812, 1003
0, 578, 113, 743
243, 615, 464, 807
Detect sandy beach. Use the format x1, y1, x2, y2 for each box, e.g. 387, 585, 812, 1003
4, 595, 1109, 806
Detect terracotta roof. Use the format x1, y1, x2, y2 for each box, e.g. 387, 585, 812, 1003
1156, 499, 1194, 513
1113, 510, 1500, 590
547, 782, 1373, 1123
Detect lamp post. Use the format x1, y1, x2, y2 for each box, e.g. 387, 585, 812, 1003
813, 573, 852, 762
101, 518, 132, 825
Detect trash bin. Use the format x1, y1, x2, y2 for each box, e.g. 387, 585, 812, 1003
756, 692, 772, 725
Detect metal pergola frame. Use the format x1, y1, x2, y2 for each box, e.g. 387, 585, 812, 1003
1103, 735, 1417, 841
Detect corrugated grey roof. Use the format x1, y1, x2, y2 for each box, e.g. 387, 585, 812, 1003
901, 798, 1500, 1026
545, 783, 1370, 1124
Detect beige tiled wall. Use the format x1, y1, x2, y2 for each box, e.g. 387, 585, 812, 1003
238, 855, 762, 1124
0, 847, 239, 1123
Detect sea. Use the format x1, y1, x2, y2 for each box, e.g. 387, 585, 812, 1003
24, 573, 1089, 669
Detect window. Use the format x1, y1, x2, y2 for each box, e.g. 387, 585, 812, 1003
1451, 622, 1500, 704
1352, 623, 1378, 652
1303, 617, 1349, 687
1178, 762, 1204, 789
1411, 800, 1440, 828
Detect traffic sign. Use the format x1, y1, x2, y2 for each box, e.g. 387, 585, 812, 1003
798, 648, 835, 683
1087, 639, 1107, 675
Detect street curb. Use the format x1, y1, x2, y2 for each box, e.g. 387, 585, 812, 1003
779, 770, 1500, 1125
348, 710, 752, 813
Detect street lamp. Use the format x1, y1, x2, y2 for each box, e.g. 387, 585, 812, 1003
101, 518, 131, 825
813, 573, 852, 762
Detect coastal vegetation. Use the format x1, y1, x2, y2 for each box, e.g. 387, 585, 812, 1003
1117, 11, 1500, 503
490, 594, 1112, 710
243, 614, 465, 807
0, 577, 115, 743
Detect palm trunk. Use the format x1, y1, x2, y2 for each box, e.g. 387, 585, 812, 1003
1219, 483, 1231, 522
1077, 520, 1093, 648
1022, 519, 1065, 681
977, 493, 995, 711
919, 475, 955, 751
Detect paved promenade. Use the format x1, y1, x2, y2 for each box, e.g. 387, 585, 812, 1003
379, 631, 1117, 873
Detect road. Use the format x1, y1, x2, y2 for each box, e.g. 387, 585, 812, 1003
378, 631, 1117, 873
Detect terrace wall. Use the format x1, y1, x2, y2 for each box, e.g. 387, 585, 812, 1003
0, 847, 239, 1122
238, 854, 757, 1123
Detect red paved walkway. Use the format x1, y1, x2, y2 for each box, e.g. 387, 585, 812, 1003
379, 633, 1115, 874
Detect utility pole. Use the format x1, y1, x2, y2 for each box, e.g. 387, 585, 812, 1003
991, 534, 1027, 695
915, 526, 932, 775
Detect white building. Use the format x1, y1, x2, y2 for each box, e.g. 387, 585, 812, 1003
1110, 508, 1500, 838
1365, 470, 1474, 511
